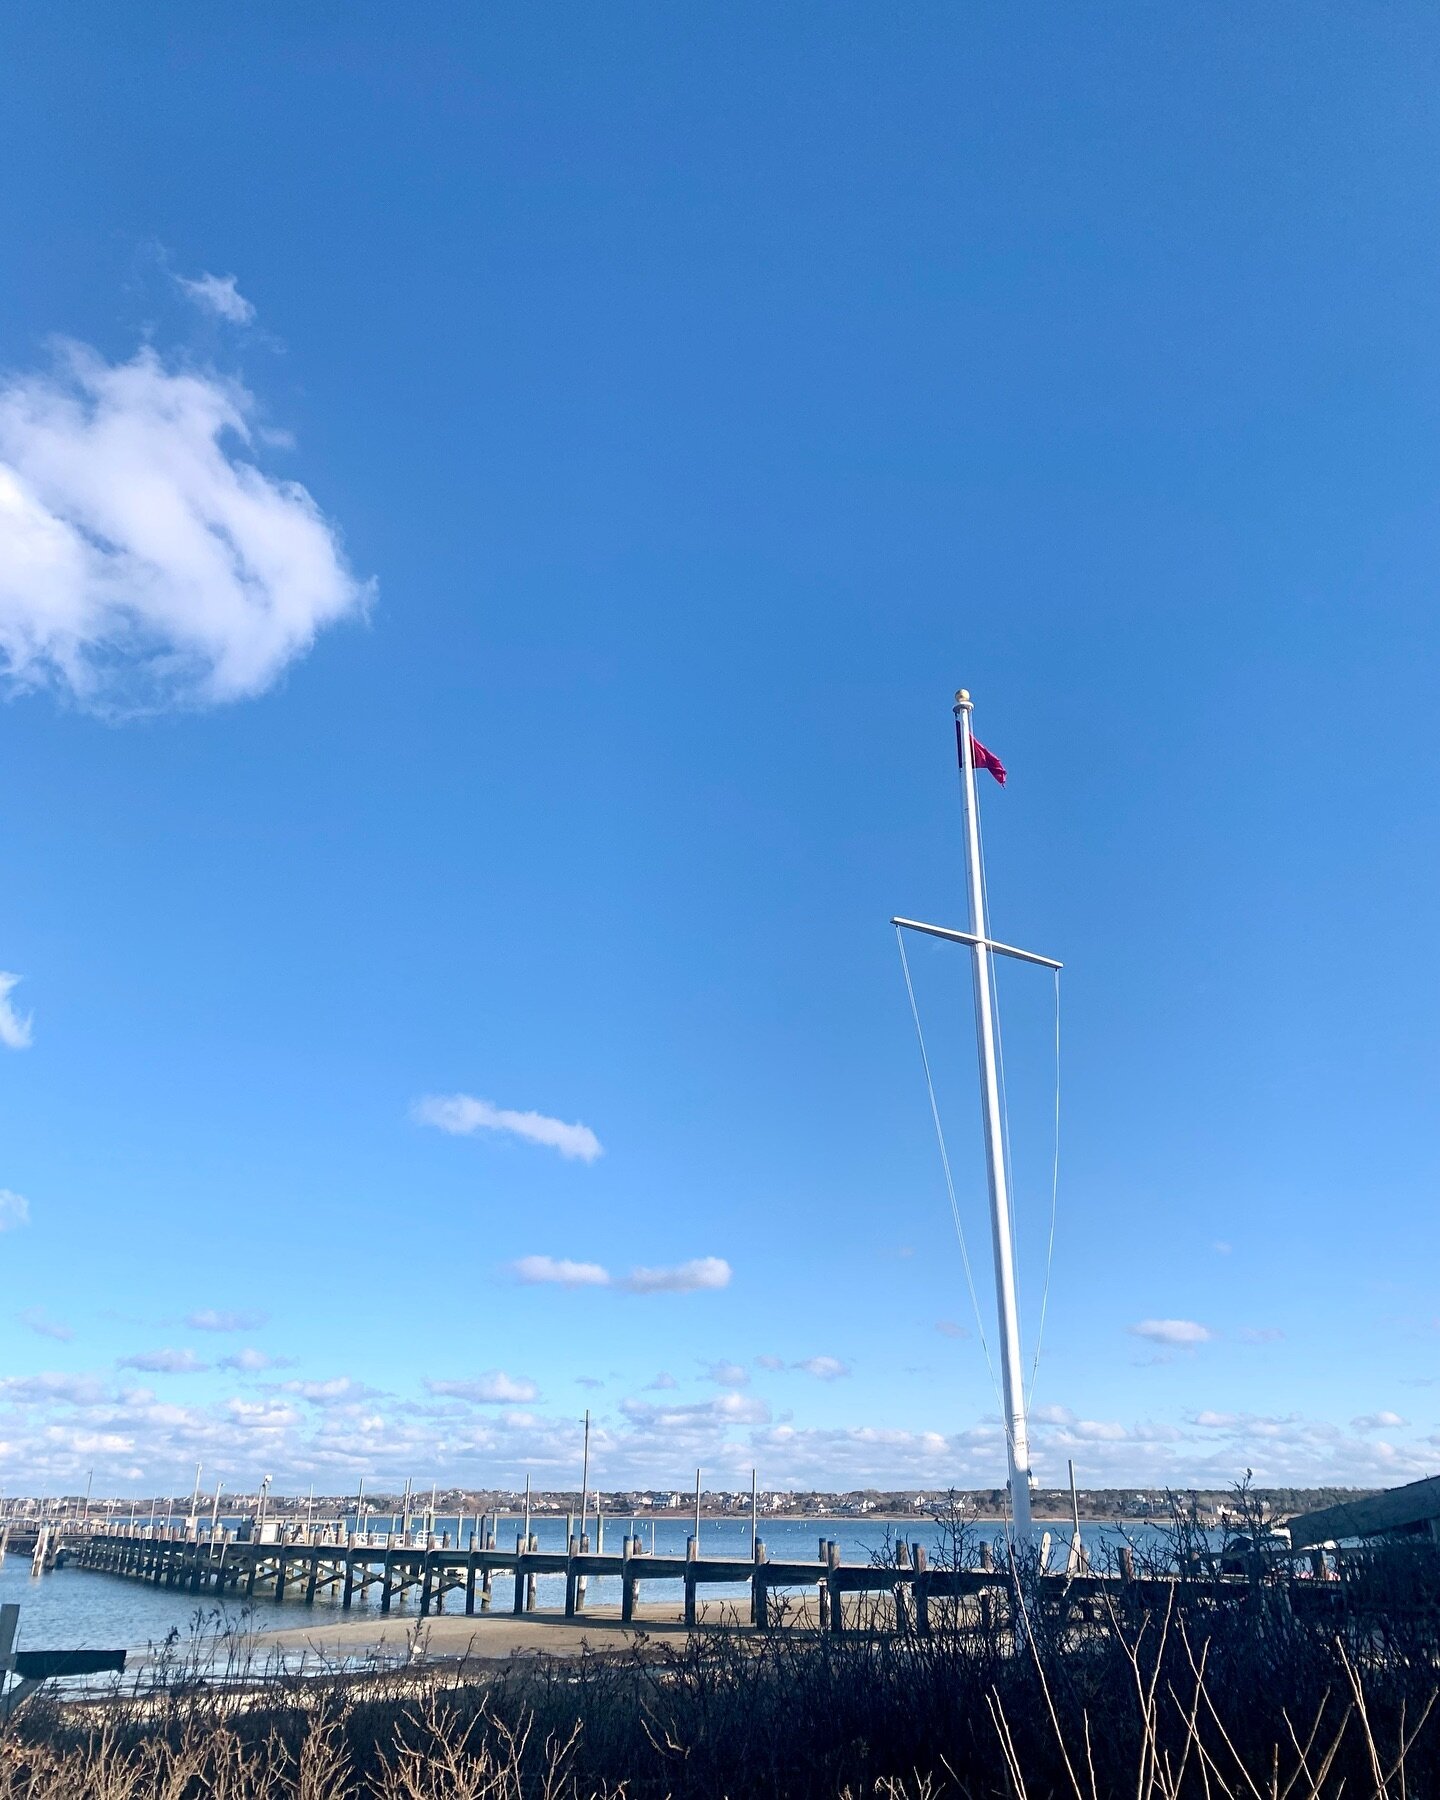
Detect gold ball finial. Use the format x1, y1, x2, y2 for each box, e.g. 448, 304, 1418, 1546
954, 688, 972, 712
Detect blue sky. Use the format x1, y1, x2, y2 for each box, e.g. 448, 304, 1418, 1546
1, 2, 1438, 1498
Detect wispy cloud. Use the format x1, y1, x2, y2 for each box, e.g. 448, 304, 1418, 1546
1129, 1319, 1212, 1347
175, 271, 256, 326
117, 1347, 209, 1373
0, 973, 33, 1049
414, 1095, 601, 1162
509, 1254, 731, 1294
619, 1257, 730, 1295
425, 1373, 538, 1404
793, 1356, 851, 1381
1240, 1326, 1285, 1344
1352, 1410, 1408, 1431
0, 1190, 29, 1232
512, 1255, 611, 1289
185, 1308, 269, 1332
0, 343, 369, 714
217, 1347, 295, 1372
935, 1319, 970, 1340
19, 1306, 72, 1342
1212, 1241, 1232, 1256
754, 1355, 785, 1371
645, 1371, 678, 1390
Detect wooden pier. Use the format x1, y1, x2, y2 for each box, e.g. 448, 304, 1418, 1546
49, 1519, 1326, 1633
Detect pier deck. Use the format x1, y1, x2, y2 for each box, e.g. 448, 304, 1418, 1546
48, 1520, 1359, 1634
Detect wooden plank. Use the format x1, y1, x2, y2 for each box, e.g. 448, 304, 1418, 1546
1288, 1476, 1440, 1548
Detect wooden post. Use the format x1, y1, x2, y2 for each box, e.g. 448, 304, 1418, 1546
913, 1544, 930, 1636
684, 1533, 698, 1627
274, 1548, 288, 1602
465, 1552, 478, 1615
576, 1533, 590, 1611
1119, 1546, 1135, 1583
305, 1552, 320, 1604
481, 1557, 493, 1611
381, 1550, 395, 1614
526, 1533, 538, 1611
343, 1554, 357, 1610
513, 1536, 526, 1614
895, 1539, 913, 1633
827, 1541, 843, 1635
420, 1553, 434, 1617
621, 1534, 637, 1624
565, 1535, 579, 1617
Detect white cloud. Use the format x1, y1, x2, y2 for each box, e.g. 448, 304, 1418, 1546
0, 343, 369, 714
19, 1307, 72, 1343
0, 1371, 106, 1405
1212, 1240, 1232, 1255
645, 1371, 678, 1390
1071, 1418, 1128, 1442
216, 1347, 294, 1372
0, 1190, 29, 1232
0, 973, 33, 1048
425, 1373, 538, 1404
116, 1347, 209, 1373
275, 1377, 380, 1405
793, 1356, 851, 1381
935, 1319, 970, 1340
702, 1360, 750, 1388
414, 1094, 601, 1163
618, 1257, 731, 1295
1129, 1318, 1212, 1346
754, 1355, 785, 1371
185, 1307, 268, 1332
510, 1254, 730, 1294
512, 1255, 611, 1289
176, 272, 256, 326
1352, 1410, 1408, 1431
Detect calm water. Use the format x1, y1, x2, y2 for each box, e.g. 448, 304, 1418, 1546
1, 1512, 1176, 1660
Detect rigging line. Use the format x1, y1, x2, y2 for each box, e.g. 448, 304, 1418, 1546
894, 928, 1002, 1414
1025, 968, 1062, 1412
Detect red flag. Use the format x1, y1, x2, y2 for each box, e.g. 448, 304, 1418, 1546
956, 720, 1006, 785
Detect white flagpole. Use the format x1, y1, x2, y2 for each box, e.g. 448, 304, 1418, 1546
954, 688, 1034, 1546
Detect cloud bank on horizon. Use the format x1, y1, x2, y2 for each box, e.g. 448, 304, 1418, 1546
0, 334, 369, 715
0, 1359, 1427, 1495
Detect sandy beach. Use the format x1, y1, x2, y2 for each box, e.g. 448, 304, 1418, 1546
256, 1599, 772, 1666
